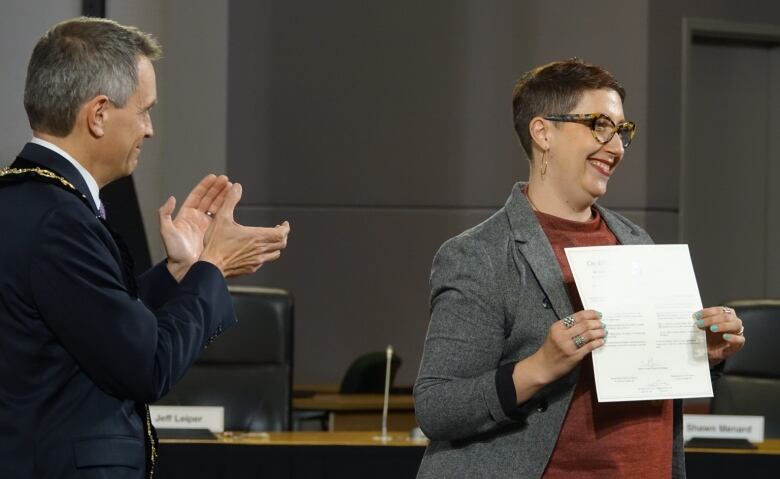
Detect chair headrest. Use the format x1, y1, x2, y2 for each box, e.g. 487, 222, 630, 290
721, 299, 780, 377
197, 287, 293, 364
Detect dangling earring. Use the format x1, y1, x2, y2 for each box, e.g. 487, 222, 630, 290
540, 149, 549, 178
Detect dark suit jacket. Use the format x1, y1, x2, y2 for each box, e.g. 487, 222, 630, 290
0, 143, 236, 478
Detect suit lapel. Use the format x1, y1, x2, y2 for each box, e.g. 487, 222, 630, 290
13, 142, 101, 217
505, 183, 573, 319
13, 143, 138, 296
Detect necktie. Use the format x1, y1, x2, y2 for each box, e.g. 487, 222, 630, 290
97, 202, 106, 220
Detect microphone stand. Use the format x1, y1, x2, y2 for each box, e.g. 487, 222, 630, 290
373, 345, 393, 442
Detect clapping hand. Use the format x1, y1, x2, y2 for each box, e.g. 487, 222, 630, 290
159, 174, 231, 281
200, 183, 290, 277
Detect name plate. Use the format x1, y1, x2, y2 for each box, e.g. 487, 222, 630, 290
150, 405, 224, 433
683, 414, 764, 443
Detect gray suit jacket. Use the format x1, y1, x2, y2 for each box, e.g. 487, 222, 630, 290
414, 182, 685, 478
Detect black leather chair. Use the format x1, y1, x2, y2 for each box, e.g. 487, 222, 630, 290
340, 351, 402, 394
156, 286, 294, 431
710, 299, 780, 437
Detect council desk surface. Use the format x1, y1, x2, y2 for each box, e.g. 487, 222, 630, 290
161, 432, 780, 452
157, 431, 427, 479
160, 430, 427, 446
158, 433, 780, 479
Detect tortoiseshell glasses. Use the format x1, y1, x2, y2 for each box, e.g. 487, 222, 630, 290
543, 113, 637, 148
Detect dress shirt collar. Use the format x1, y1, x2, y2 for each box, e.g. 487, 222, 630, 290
29, 137, 102, 212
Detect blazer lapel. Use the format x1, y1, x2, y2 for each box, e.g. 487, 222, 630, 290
504, 182, 574, 319
13, 142, 101, 217
595, 203, 649, 245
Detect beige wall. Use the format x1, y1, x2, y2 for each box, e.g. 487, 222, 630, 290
107, 0, 228, 261
225, 0, 652, 385
5, 0, 780, 386
0, 0, 80, 164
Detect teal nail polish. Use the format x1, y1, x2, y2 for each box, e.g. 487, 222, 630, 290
710, 324, 719, 332
601, 321, 606, 329
723, 334, 733, 340
696, 319, 705, 328
693, 311, 703, 320
597, 311, 603, 319
605, 330, 609, 337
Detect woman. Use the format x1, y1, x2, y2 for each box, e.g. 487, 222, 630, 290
414, 59, 745, 478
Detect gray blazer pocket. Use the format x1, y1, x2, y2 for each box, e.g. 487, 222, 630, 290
73, 436, 143, 469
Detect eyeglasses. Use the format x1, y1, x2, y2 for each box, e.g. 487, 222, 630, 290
543, 113, 637, 148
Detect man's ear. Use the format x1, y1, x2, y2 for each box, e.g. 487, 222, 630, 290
85, 95, 111, 138
529, 116, 550, 151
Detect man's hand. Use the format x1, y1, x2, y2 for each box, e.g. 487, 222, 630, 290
200, 183, 290, 277
159, 174, 231, 281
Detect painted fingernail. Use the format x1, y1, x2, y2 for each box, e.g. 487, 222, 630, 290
710, 324, 719, 332
693, 311, 703, 320
723, 334, 733, 340
605, 330, 609, 337
696, 319, 705, 328
596, 311, 603, 318
601, 321, 606, 329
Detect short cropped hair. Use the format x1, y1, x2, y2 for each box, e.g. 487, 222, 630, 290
24, 17, 162, 136
511, 58, 625, 160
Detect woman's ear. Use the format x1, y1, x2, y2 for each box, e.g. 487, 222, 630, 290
529, 116, 549, 151
85, 95, 111, 138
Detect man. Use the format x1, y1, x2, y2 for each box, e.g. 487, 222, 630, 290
0, 17, 290, 478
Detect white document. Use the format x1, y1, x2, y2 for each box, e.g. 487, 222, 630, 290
565, 244, 713, 402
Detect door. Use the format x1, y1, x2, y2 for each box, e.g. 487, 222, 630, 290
682, 37, 780, 305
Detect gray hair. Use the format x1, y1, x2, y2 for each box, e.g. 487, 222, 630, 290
24, 17, 162, 136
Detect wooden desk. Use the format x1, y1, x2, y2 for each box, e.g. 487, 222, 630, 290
160, 430, 426, 446
293, 393, 417, 431
685, 438, 780, 478
685, 438, 780, 456
158, 431, 426, 479
158, 432, 780, 478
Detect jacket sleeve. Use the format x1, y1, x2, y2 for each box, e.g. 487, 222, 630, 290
29, 204, 235, 403
137, 260, 179, 311
414, 235, 517, 441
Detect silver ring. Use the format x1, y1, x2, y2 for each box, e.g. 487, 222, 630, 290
736, 325, 744, 336
722, 306, 733, 315
573, 334, 587, 349
562, 315, 576, 329
205, 211, 214, 218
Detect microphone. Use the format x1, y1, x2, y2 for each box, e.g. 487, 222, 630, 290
373, 344, 393, 442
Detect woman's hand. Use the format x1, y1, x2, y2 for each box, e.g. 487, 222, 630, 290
694, 306, 746, 366
512, 310, 606, 404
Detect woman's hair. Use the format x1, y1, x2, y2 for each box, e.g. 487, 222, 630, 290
512, 58, 625, 160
